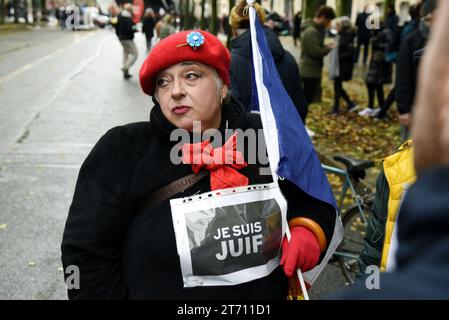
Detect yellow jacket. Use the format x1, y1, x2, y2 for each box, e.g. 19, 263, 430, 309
380, 140, 416, 272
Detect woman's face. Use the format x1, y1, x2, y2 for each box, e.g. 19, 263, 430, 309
336, 22, 342, 32
155, 61, 228, 132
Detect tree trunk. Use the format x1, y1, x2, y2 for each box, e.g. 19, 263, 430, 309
13, 0, 19, 23
210, 0, 217, 35
200, 0, 206, 30
384, 0, 395, 19
336, 0, 352, 17
32, 0, 40, 25
226, 0, 235, 49
184, 0, 192, 29
190, 0, 195, 28
1, 0, 5, 24
303, 0, 326, 19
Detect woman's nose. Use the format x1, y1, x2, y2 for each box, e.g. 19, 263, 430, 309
171, 78, 186, 100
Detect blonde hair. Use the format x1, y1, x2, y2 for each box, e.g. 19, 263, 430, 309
229, 0, 265, 30
335, 16, 352, 30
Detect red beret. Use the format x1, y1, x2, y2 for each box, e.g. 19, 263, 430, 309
139, 30, 231, 96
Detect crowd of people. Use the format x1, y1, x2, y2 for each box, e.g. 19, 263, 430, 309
298, 1, 437, 144
60, 0, 449, 300
109, 0, 436, 141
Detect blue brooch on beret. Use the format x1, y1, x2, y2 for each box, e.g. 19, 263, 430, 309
177, 31, 205, 50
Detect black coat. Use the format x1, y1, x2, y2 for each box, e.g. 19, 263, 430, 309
355, 12, 371, 41
293, 14, 302, 38
115, 11, 135, 41
365, 28, 393, 85
331, 167, 449, 299
142, 16, 156, 38
395, 29, 427, 115
61, 97, 335, 299
336, 28, 356, 82
230, 27, 308, 122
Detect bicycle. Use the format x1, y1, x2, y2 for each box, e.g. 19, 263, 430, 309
322, 155, 376, 285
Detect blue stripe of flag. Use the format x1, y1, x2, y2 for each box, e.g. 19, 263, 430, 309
253, 18, 337, 210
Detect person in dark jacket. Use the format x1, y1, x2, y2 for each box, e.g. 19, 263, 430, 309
356, 140, 415, 278
330, 17, 358, 115
372, 4, 400, 119
358, 24, 393, 117
299, 5, 336, 112
394, 0, 436, 139
385, 4, 399, 36
115, 4, 138, 79
61, 29, 336, 300
377, 2, 423, 121
142, 8, 156, 52
229, 1, 308, 122
292, 11, 302, 47
355, 6, 372, 65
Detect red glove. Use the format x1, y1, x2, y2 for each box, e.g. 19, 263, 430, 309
280, 226, 321, 277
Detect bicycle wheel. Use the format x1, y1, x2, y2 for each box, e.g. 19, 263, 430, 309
337, 203, 373, 285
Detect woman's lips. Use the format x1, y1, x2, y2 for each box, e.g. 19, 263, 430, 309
172, 106, 191, 115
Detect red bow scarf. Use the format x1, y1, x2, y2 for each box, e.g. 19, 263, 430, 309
181, 132, 249, 190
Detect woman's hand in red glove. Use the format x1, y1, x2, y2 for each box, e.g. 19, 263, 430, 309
280, 226, 321, 277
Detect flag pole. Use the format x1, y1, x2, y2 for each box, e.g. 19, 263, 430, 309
245, 0, 309, 300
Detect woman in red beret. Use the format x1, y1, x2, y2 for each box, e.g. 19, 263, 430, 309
61, 30, 335, 299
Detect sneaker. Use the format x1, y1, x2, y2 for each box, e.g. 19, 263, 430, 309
122, 68, 132, 79
371, 108, 381, 117
358, 107, 374, 117
348, 104, 359, 112
305, 126, 316, 138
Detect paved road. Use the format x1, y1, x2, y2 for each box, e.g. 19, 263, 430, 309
0, 27, 349, 299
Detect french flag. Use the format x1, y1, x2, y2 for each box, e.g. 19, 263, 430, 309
246, 1, 343, 286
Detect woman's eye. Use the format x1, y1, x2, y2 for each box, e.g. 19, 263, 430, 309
186, 72, 200, 80
157, 78, 169, 87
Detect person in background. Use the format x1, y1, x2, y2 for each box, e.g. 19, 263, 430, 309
385, 4, 399, 36
157, 14, 175, 40
115, 3, 138, 79
292, 11, 302, 47
370, 4, 400, 120
376, 2, 423, 121
355, 5, 372, 66
356, 139, 415, 278
229, 0, 308, 123
358, 21, 393, 117
299, 5, 336, 116
395, 0, 437, 140
329, 16, 358, 115
142, 8, 156, 52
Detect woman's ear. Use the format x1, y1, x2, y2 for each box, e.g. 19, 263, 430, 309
221, 85, 229, 100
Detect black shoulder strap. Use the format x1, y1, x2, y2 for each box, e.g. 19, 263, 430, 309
137, 171, 209, 214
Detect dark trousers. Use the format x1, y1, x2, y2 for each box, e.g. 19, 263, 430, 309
333, 79, 354, 111
145, 34, 153, 51
302, 77, 320, 104
367, 84, 384, 109
378, 87, 395, 118
302, 77, 320, 121
356, 37, 370, 65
